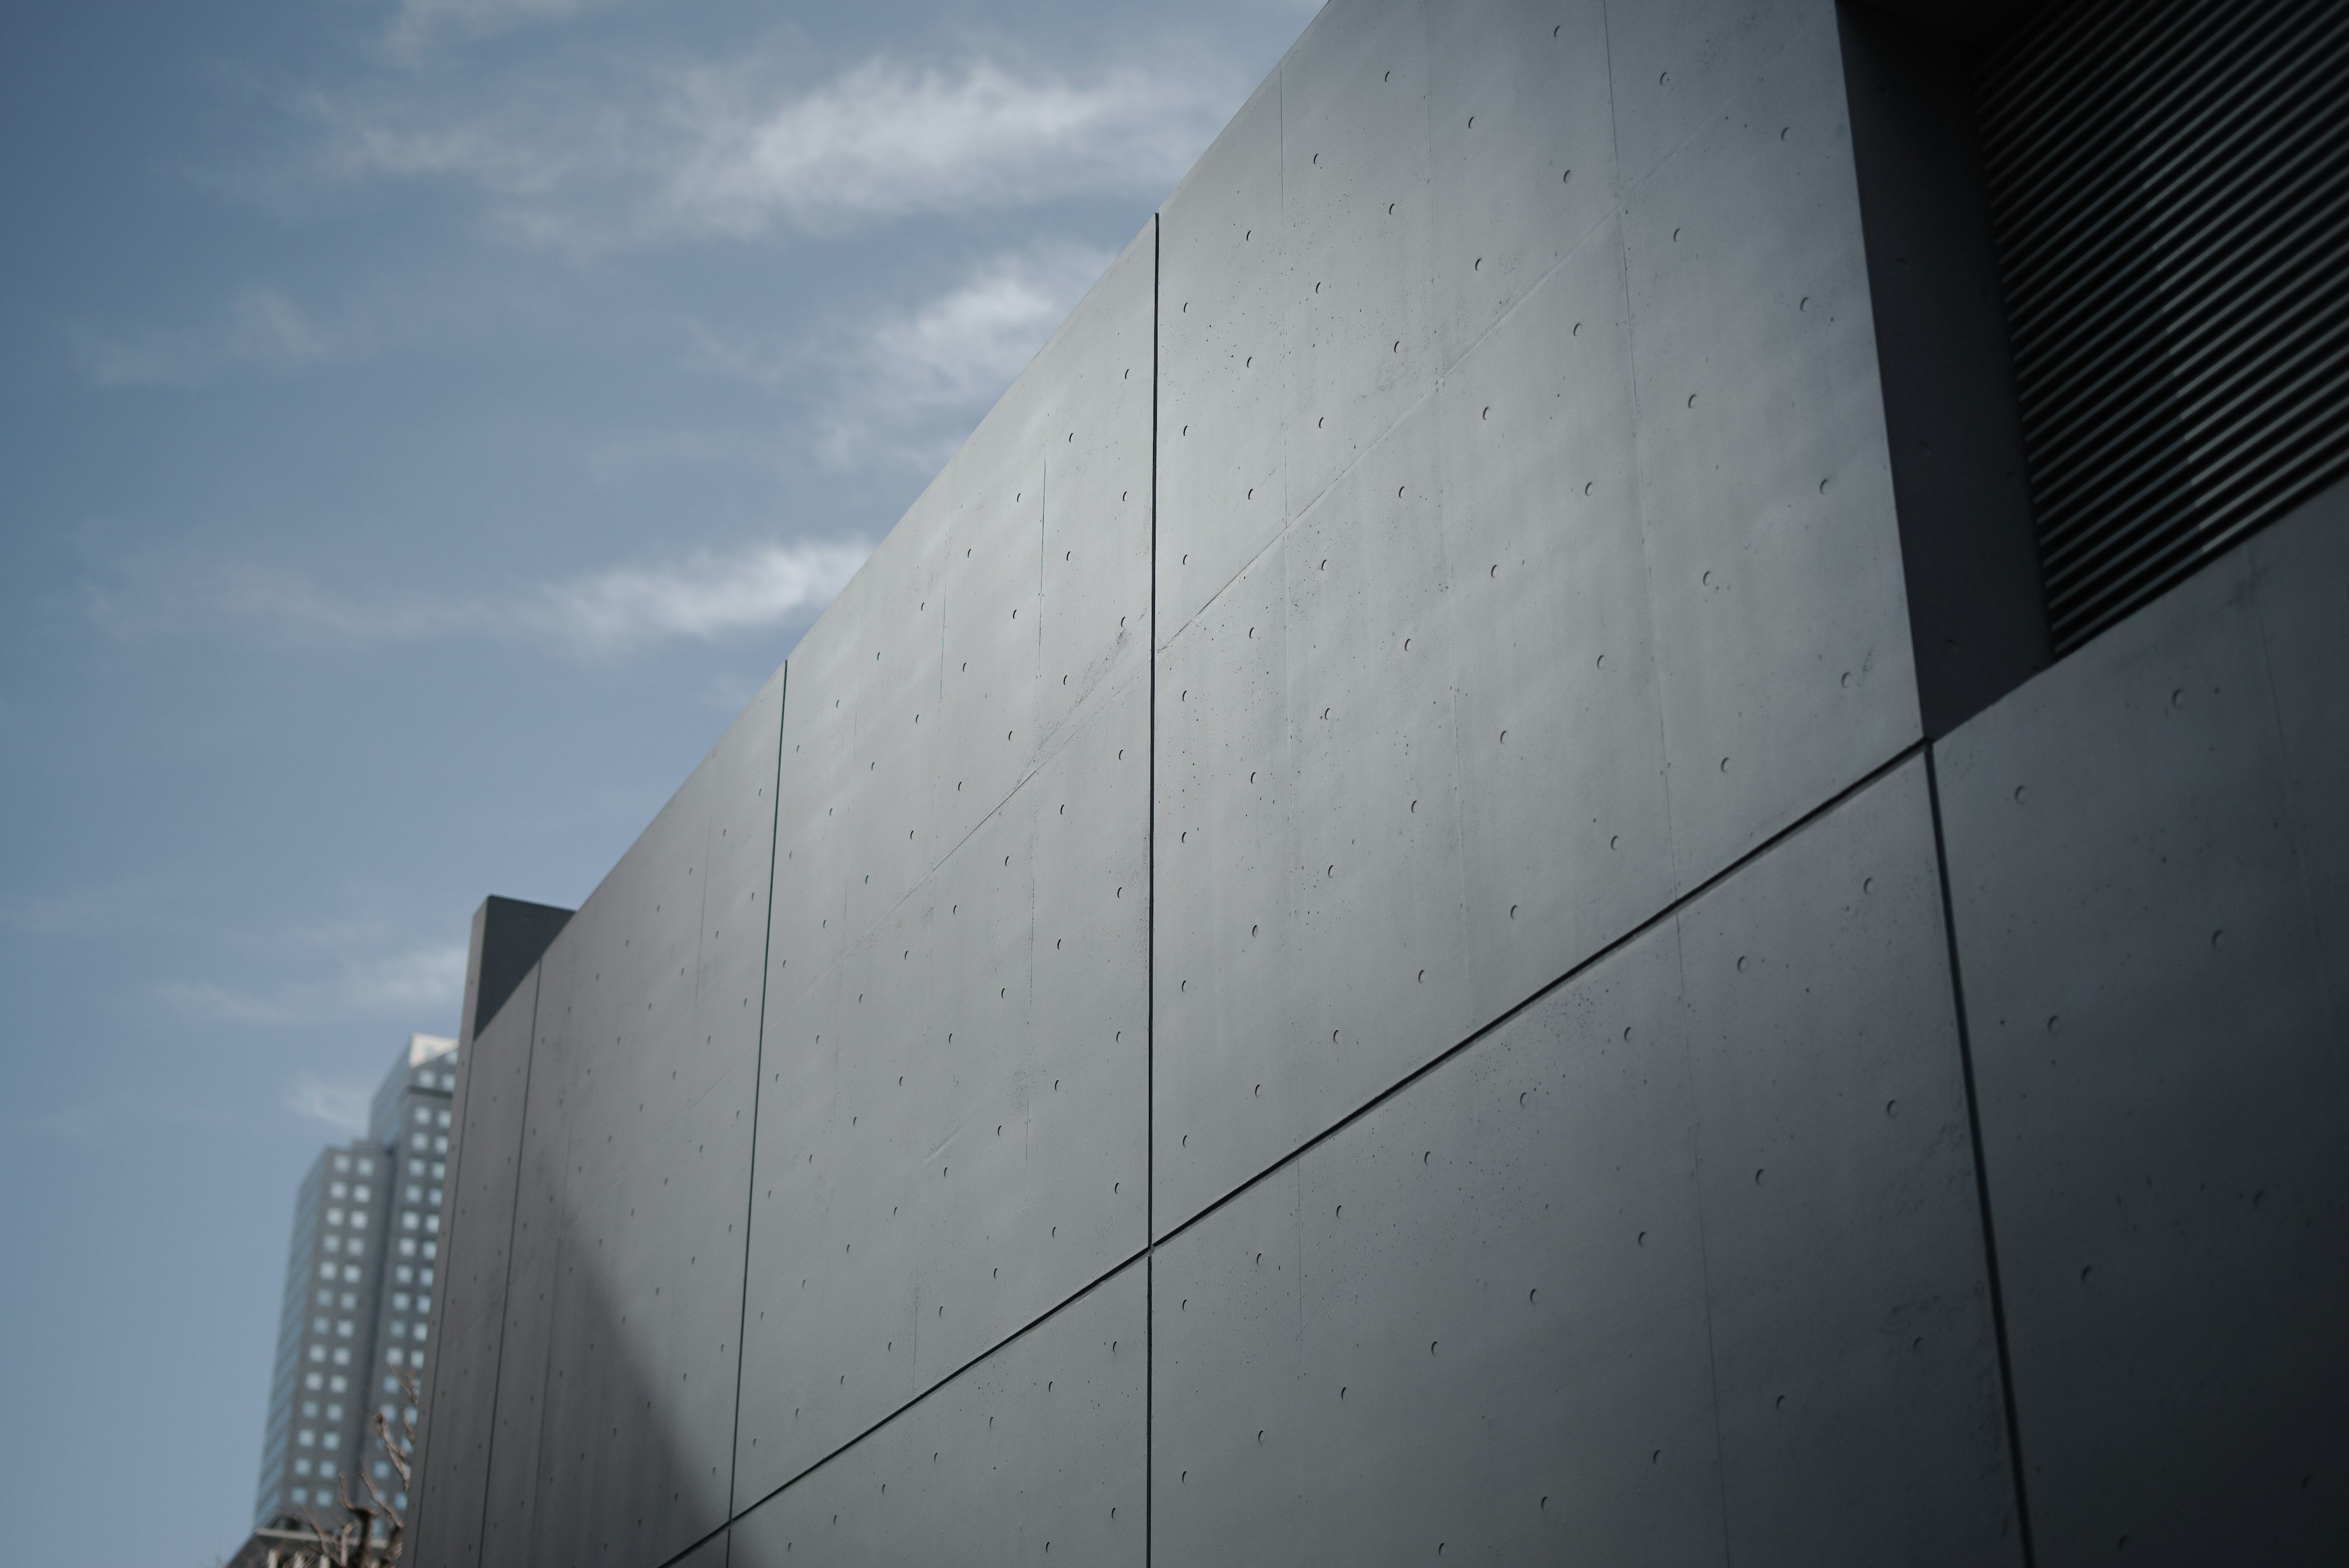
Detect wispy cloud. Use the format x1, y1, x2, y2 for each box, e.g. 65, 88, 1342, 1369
304, 46, 1240, 250
159, 942, 468, 1027
70, 287, 357, 388
283, 1071, 373, 1135
90, 534, 870, 658
871, 243, 1112, 408
812, 242, 1114, 469
529, 538, 871, 651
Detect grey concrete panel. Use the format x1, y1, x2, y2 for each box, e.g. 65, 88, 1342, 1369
1939, 493, 2349, 1562
1278, 0, 1436, 520
1036, 232, 1154, 746
1601, 0, 1818, 190
1278, 399, 1472, 1157
1622, 4, 1922, 888
737, 675, 1148, 1501
1156, 398, 1483, 1238
477, 965, 572, 1568
520, 672, 782, 1568
730, 1263, 1145, 1568
2252, 480, 2349, 974
1678, 754, 2021, 1564
1425, 0, 1619, 368
1152, 538, 1300, 1233
1437, 219, 1676, 1035
459, 896, 571, 1050
1157, 70, 1289, 644
770, 221, 1149, 1010
412, 969, 539, 1568
1154, 921, 1727, 1567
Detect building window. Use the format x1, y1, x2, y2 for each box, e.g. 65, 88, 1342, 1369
414, 1107, 430, 1125
436, 1110, 450, 1128
414, 1322, 428, 1343
324, 1236, 342, 1255
328, 1181, 348, 1200
391, 1293, 411, 1312
311, 1317, 328, 1334
297, 1430, 315, 1447
328, 1375, 347, 1394
337, 1320, 355, 1337
428, 1187, 443, 1207
352, 1184, 371, 1202
340, 1293, 357, 1310
291, 1487, 308, 1504
398, 1239, 416, 1258
434, 1136, 448, 1153
343, 1265, 362, 1283
355, 1157, 373, 1175
404, 1185, 421, 1204
411, 1134, 428, 1151
333, 1156, 349, 1173
304, 1373, 322, 1391
325, 1403, 343, 1421
389, 1320, 406, 1339
332, 1348, 350, 1365
395, 1266, 413, 1285
325, 1208, 344, 1227
431, 1161, 445, 1180
424, 1213, 439, 1235
387, 1347, 405, 1366
318, 1261, 336, 1280
349, 1209, 366, 1230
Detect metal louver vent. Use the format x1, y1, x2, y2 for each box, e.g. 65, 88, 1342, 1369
1980, 0, 2349, 653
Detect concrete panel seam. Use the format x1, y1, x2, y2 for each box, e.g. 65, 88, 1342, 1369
721, 1245, 1151, 1534
1923, 741, 2038, 1567
1146, 207, 1159, 1568
725, 663, 790, 1523
467, 965, 544, 1568
1152, 737, 1928, 1253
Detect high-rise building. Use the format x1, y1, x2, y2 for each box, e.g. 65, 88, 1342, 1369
251, 1033, 461, 1531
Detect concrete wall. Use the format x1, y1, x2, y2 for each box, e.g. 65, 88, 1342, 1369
412, 4, 2349, 1565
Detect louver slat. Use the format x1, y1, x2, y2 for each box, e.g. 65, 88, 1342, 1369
1981, 0, 2349, 652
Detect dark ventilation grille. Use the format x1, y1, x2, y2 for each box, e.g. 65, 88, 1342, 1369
1980, 0, 2349, 653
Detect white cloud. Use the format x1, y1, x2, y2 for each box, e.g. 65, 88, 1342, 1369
658, 57, 1220, 239
159, 942, 467, 1027
283, 1071, 373, 1135
522, 538, 872, 652
91, 534, 870, 660
71, 288, 352, 388
306, 46, 1241, 249
808, 242, 1113, 470
871, 244, 1113, 409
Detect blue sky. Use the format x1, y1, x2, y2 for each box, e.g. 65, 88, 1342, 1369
0, 1, 1310, 1557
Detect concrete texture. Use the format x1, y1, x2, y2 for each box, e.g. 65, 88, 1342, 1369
409, 5, 2348, 1564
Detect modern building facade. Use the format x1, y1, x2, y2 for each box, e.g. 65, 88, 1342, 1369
252, 1033, 460, 1529
410, 1, 2348, 1564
